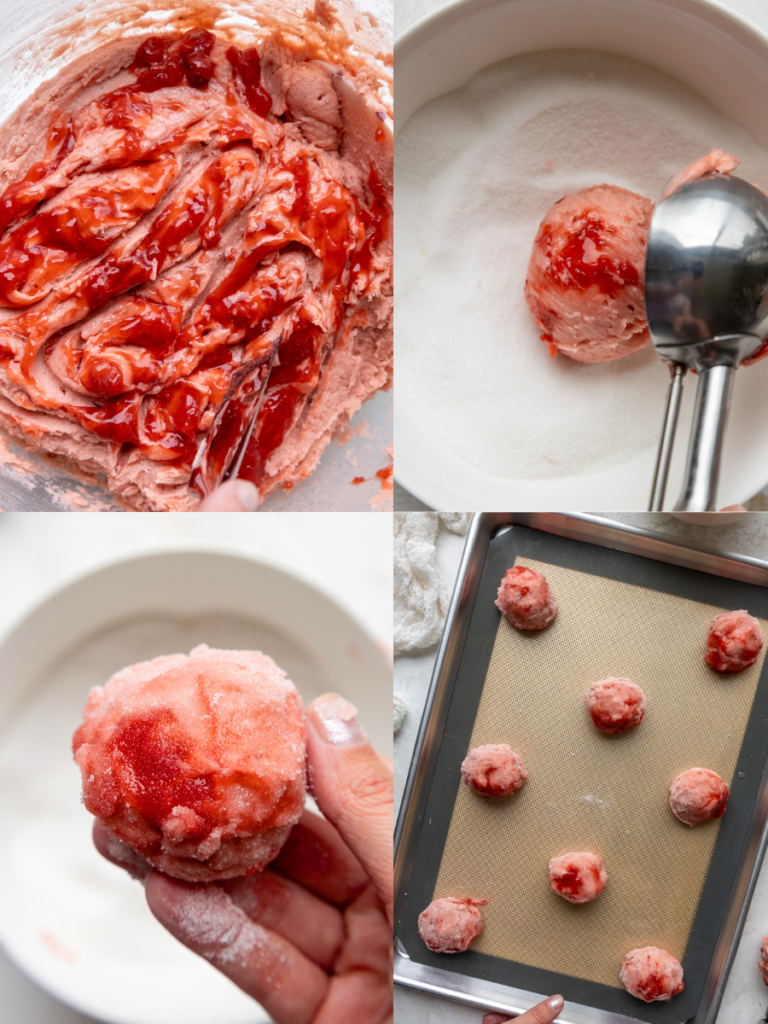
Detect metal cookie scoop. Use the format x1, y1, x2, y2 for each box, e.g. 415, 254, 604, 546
645, 173, 768, 511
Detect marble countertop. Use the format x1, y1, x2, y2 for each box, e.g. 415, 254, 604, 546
394, 513, 768, 1024
0, 513, 391, 1024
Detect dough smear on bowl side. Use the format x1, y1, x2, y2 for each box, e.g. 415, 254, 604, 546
585, 677, 646, 733
548, 851, 607, 904
0, 13, 392, 510
72, 644, 306, 881
620, 946, 684, 1002
706, 609, 763, 673
759, 937, 768, 985
669, 767, 729, 827
460, 743, 527, 798
495, 565, 558, 630
525, 149, 768, 366
417, 896, 487, 953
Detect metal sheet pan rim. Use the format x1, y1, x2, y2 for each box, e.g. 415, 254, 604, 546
394, 512, 768, 1024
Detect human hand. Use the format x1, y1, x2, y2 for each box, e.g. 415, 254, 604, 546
483, 994, 564, 1024
94, 692, 393, 1024
197, 478, 260, 511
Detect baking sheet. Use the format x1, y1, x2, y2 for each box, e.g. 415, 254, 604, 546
396, 524, 768, 1023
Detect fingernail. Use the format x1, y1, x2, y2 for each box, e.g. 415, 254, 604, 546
309, 693, 368, 746
235, 480, 259, 511
548, 995, 564, 1011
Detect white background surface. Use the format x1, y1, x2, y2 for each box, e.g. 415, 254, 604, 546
394, 512, 768, 1024
0, 513, 392, 1024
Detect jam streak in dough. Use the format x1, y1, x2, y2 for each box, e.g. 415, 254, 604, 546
0, 30, 389, 480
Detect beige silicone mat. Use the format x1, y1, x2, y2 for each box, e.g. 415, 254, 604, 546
432, 557, 768, 989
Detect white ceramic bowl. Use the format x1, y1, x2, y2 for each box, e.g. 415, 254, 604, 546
0, 549, 391, 1024
395, 0, 768, 511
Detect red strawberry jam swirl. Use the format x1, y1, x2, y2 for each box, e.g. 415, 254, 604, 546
0, 29, 390, 483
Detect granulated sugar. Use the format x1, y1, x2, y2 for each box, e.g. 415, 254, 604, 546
395, 50, 768, 481
166, 884, 269, 968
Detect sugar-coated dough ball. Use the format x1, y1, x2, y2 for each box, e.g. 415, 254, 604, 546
620, 946, 684, 1002
418, 897, 486, 953
759, 938, 768, 986
72, 644, 306, 881
669, 767, 729, 827
548, 852, 607, 904
495, 565, 558, 630
706, 610, 763, 673
585, 677, 646, 733
461, 744, 527, 798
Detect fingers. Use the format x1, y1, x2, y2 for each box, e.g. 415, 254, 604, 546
145, 871, 328, 1024
93, 821, 149, 881
305, 694, 394, 920
483, 996, 564, 1024
197, 478, 259, 511
272, 808, 369, 906
223, 867, 344, 969
313, 885, 393, 1024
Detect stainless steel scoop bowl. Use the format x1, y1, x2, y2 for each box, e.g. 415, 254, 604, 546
645, 173, 768, 510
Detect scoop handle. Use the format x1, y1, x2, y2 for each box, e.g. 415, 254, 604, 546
648, 364, 686, 511
673, 363, 736, 511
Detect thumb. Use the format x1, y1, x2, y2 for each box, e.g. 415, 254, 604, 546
305, 693, 393, 921
197, 478, 260, 511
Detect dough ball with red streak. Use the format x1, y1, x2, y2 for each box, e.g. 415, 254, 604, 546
72, 644, 306, 881
585, 677, 646, 734
706, 610, 763, 673
548, 851, 607, 904
759, 938, 768, 985
461, 744, 527, 798
669, 767, 729, 827
620, 946, 684, 1002
495, 565, 558, 630
418, 897, 487, 953
525, 184, 653, 363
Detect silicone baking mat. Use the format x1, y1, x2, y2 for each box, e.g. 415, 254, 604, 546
396, 525, 768, 1024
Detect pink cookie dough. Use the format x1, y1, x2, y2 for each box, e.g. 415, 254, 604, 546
495, 565, 558, 630
548, 851, 607, 904
660, 148, 740, 201
620, 946, 684, 1002
418, 897, 487, 953
585, 677, 646, 734
706, 610, 763, 673
760, 938, 768, 986
669, 767, 729, 827
524, 150, 768, 368
525, 184, 653, 363
72, 643, 306, 881
461, 744, 527, 798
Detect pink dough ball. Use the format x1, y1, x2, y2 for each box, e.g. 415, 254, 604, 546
620, 946, 684, 1002
585, 677, 646, 734
461, 744, 527, 798
72, 644, 306, 881
418, 897, 487, 953
525, 184, 653, 363
706, 610, 763, 673
495, 565, 558, 630
548, 851, 607, 904
669, 767, 729, 827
